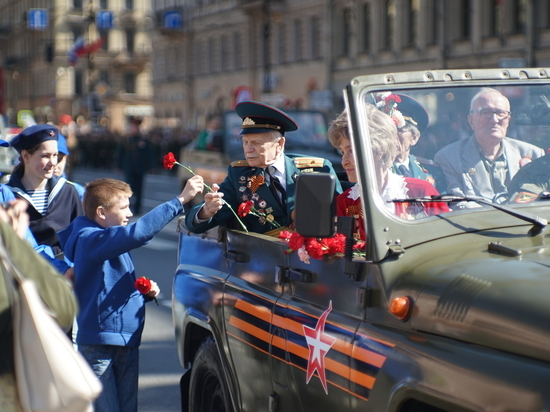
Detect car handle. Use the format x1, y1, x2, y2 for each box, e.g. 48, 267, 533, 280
225, 250, 249, 263
285, 267, 315, 283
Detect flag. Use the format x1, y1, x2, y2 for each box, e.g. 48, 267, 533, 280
68, 36, 103, 65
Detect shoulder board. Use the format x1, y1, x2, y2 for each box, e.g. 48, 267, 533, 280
293, 157, 325, 168
231, 160, 250, 167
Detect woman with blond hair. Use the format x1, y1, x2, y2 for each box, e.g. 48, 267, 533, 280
328, 103, 449, 240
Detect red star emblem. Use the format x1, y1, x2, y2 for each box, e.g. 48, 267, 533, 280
302, 301, 337, 394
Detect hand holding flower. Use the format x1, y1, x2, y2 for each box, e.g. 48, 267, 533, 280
198, 183, 225, 219
134, 276, 160, 306
178, 175, 204, 205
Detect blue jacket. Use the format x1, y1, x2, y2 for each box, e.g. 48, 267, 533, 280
58, 197, 183, 347
0, 184, 70, 274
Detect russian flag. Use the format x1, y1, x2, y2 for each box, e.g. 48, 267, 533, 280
68, 36, 86, 65
68, 36, 103, 65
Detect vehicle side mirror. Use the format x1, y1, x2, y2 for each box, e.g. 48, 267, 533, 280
294, 173, 336, 238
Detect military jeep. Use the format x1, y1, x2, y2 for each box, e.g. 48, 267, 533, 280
172, 68, 550, 412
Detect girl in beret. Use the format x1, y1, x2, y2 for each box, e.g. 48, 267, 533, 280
7, 124, 84, 258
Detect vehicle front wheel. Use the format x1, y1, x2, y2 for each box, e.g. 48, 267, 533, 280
189, 338, 234, 412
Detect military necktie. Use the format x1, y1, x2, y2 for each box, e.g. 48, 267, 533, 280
266, 166, 286, 209
398, 164, 413, 177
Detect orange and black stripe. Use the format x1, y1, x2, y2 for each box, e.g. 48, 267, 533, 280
226, 291, 394, 401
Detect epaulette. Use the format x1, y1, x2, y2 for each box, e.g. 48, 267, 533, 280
231, 160, 250, 167
293, 157, 325, 168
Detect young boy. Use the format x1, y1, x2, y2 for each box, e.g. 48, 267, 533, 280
58, 175, 204, 412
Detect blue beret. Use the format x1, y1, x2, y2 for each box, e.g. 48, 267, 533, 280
58, 134, 69, 155
10, 124, 59, 153
236, 101, 298, 136
395, 94, 429, 133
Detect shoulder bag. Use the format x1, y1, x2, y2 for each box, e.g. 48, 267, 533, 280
0, 237, 102, 412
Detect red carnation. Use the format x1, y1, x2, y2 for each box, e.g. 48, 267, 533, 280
305, 238, 326, 260
325, 234, 346, 255
134, 276, 158, 306
163, 152, 177, 170
288, 231, 305, 251
385, 94, 402, 104
279, 230, 292, 241
238, 201, 254, 217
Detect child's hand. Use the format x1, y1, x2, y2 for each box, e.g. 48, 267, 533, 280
179, 175, 204, 205
146, 280, 160, 298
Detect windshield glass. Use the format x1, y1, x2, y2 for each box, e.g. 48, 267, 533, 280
347, 83, 550, 220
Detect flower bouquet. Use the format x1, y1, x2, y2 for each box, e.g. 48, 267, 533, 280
279, 230, 365, 264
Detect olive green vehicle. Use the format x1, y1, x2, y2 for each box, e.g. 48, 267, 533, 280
172, 68, 550, 412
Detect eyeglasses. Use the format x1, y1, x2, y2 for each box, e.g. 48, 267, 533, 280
471, 108, 511, 120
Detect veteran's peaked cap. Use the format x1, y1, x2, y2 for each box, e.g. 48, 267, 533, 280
236, 101, 299, 136
395, 94, 429, 133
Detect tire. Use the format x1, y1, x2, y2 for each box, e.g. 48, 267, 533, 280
189, 338, 234, 412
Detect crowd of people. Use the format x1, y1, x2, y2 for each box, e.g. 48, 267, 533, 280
0, 86, 548, 410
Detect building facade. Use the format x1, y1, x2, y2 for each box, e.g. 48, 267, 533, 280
152, 0, 550, 132
0, 0, 153, 133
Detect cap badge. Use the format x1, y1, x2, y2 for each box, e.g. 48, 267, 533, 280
243, 117, 255, 126
50, 131, 55, 137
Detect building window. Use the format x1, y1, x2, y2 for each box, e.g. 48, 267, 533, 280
124, 73, 136, 93
72, 28, 83, 44
310, 16, 321, 59
407, 0, 420, 47
75, 70, 83, 96
194, 40, 203, 74
277, 23, 287, 64
383, 0, 395, 51
294, 19, 303, 61
426, 0, 438, 46
221, 35, 230, 70
126, 28, 135, 53
99, 70, 109, 85
341, 8, 352, 56
539, 0, 550, 28
100, 0, 107, 9
125, 0, 133, 9
99, 30, 108, 50
458, 0, 472, 40
233, 32, 243, 70
481, 0, 500, 38
209, 37, 217, 72
73, 0, 83, 9
361, 3, 371, 53
510, 0, 526, 34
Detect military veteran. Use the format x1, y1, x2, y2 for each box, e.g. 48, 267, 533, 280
184, 101, 342, 234
434, 88, 544, 202
388, 94, 434, 183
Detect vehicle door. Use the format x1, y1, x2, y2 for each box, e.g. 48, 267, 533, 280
222, 229, 291, 411
272, 252, 366, 411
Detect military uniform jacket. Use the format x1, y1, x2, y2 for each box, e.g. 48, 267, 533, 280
434, 135, 544, 200
8, 168, 84, 254
185, 154, 342, 234
508, 154, 550, 203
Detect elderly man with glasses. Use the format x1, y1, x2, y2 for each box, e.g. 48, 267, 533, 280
434, 87, 544, 203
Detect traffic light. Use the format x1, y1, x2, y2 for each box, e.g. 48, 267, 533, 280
45, 43, 54, 63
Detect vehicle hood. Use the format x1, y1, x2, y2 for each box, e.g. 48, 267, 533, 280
408, 234, 550, 362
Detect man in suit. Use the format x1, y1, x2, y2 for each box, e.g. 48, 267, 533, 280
434, 88, 544, 203
184, 101, 342, 234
